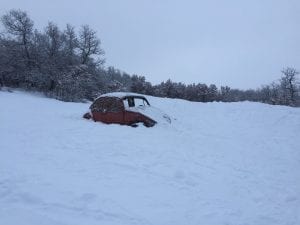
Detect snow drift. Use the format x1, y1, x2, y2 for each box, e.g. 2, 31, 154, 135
0, 90, 300, 225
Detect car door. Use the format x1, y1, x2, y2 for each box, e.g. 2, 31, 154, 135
104, 98, 125, 124
91, 97, 125, 124
122, 97, 144, 125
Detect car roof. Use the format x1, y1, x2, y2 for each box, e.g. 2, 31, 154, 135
97, 92, 147, 100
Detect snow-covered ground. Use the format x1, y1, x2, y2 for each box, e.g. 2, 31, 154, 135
0, 90, 300, 225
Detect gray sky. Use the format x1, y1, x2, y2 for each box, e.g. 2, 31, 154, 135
1, 0, 299, 89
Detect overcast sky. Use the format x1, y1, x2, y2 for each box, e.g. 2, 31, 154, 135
1, 0, 299, 89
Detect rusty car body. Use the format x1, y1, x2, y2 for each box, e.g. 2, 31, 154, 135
83, 92, 171, 127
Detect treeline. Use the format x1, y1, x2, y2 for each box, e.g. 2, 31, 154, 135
0, 9, 299, 106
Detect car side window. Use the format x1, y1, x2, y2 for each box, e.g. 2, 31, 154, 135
123, 99, 129, 108
135, 98, 146, 106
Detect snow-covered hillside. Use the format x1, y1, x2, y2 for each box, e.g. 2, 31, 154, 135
0, 90, 300, 225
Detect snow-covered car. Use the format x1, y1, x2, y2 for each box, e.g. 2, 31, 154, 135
83, 92, 171, 127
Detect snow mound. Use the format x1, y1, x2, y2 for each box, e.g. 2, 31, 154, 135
0, 90, 300, 225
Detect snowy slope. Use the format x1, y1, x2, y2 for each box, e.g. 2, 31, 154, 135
0, 90, 300, 225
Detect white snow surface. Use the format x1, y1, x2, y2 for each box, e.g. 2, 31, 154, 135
1, 90, 300, 225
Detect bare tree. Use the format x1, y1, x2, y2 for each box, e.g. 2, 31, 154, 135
220, 86, 231, 102
45, 22, 63, 60
208, 84, 218, 102
78, 25, 104, 65
280, 67, 299, 106
63, 24, 78, 65
1, 9, 33, 66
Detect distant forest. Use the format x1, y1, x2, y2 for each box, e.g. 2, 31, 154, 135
0, 9, 299, 106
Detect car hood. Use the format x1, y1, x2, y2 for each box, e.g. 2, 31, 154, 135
127, 106, 171, 125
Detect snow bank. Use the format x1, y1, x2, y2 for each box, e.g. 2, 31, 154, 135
0, 90, 300, 225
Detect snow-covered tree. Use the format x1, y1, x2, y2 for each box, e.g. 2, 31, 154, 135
78, 25, 104, 65
1, 9, 34, 67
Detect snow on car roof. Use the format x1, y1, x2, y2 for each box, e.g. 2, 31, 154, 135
98, 92, 146, 99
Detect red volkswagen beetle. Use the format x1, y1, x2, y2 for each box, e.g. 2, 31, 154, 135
83, 92, 171, 127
